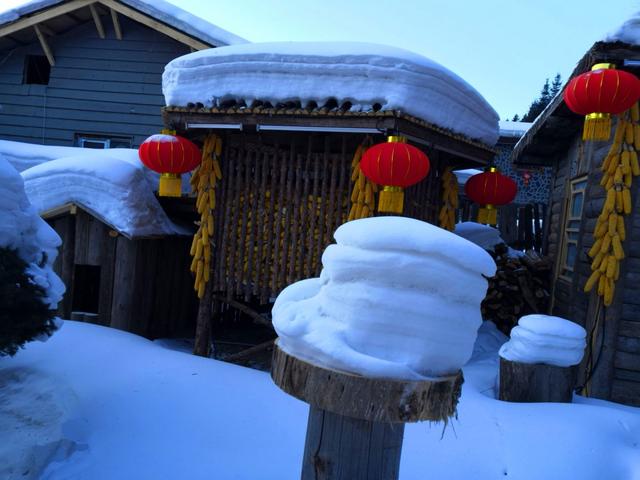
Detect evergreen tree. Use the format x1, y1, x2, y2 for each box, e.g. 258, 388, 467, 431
0, 246, 57, 356
522, 74, 562, 122
512, 114, 520, 122
550, 73, 562, 97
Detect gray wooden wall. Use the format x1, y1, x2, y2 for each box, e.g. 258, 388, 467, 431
546, 130, 640, 406
0, 16, 190, 147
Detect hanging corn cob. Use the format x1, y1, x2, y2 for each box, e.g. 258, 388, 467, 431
585, 102, 640, 306
189, 133, 222, 299
438, 167, 458, 231
347, 142, 378, 221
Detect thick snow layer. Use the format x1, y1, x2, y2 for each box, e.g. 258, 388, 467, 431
498, 120, 532, 138
604, 11, 640, 45
455, 221, 506, 251
163, 42, 500, 146
453, 168, 482, 186
1, 320, 639, 479
22, 155, 189, 238
273, 217, 496, 379
0, 155, 64, 310
0, 0, 246, 46
499, 315, 587, 367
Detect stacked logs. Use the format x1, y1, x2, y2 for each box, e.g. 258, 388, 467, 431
481, 245, 552, 334
438, 167, 458, 231
189, 134, 222, 298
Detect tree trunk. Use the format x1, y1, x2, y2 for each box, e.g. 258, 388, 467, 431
499, 357, 577, 403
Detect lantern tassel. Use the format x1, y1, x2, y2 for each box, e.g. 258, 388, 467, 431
378, 186, 404, 214
583, 113, 612, 142
477, 205, 497, 225
159, 173, 182, 197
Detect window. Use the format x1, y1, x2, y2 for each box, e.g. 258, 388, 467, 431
23, 55, 50, 85
71, 264, 101, 314
559, 176, 587, 281
75, 134, 132, 149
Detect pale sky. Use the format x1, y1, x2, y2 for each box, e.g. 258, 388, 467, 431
2, 0, 639, 119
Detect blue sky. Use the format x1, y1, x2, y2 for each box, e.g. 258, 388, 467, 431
2, 0, 639, 119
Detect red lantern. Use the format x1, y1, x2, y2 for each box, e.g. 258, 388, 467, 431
464, 167, 517, 225
138, 132, 202, 197
360, 136, 430, 214
564, 63, 640, 141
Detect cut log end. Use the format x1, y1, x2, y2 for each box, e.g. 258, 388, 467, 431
271, 341, 463, 423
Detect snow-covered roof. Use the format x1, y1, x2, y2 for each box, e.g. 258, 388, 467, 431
454, 168, 482, 186
163, 42, 500, 146
498, 121, 532, 139
604, 10, 640, 45
10, 141, 190, 238
0, 0, 247, 47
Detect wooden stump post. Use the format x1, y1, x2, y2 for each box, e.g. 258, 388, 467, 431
499, 357, 577, 403
271, 342, 463, 480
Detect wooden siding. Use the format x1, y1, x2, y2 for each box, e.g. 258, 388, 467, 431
0, 15, 189, 147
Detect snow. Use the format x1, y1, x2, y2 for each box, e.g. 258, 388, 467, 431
604, 10, 640, 45
454, 221, 505, 251
273, 217, 496, 379
0, 0, 246, 47
498, 120, 532, 138
453, 168, 482, 186
1, 319, 639, 480
163, 42, 500, 146
0, 154, 64, 310
499, 315, 587, 368
21, 153, 189, 238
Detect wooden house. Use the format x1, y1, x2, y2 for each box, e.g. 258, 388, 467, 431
0, 0, 244, 148
512, 39, 640, 405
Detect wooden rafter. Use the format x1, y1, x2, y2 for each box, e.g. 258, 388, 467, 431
110, 8, 122, 40
89, 4, 105, 39
0, 0, 95, 38
33, 24, 55, 66
98, 0, 210, 50
36, 23, 55, 36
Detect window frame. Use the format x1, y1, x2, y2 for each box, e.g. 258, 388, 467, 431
558, 175, 588, 282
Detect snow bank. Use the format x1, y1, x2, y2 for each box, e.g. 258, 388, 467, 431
499, 120, 532, 138
1, 320, 639, 480
273, 216, 496, 379
604, 10, 640, 45
499, 315, 587, 367
0, 0, 246, 47
0, 155, 64, 309
22, 155, 189, 238
454, 221, 505, 250
163, 42, 500, 146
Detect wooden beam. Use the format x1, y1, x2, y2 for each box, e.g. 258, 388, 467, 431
0, 0, 95, 38
89, 4, 105, 39
36, 23, 56, 36
98, 0, 210, 50
110, 8, 122, 40
33, 24, 55, 66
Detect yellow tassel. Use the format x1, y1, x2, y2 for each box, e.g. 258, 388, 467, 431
159, 173, 182, 197
583, 114, 611, 142
378, 186, 404, 214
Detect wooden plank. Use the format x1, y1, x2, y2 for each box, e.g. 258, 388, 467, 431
271, 148, 287, 293
253, 150, 268, 299
244, 148, 260, 300
261, 149, 276, 302
110, 8, 122, 40
279, 145, 295, 289
109, 236, 137, 331
97, 231, 117, 326
98, 0, 211, 50
619, 321, 640, 338
614, 351, 640, 372
89, 4, 105, 39
34, 24, 55, 66
0, 0, 95, 37
610, 379, 640, 406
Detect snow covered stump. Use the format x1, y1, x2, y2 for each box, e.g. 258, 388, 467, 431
270, 217, 496, 480
498, 315, 587, 403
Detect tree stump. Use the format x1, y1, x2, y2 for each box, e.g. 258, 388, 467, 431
499, 357, 577, 403
271, 341, 463, 480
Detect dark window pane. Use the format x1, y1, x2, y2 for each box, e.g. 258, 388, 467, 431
572, 192, 584, 217
566, 242, 577, 268
23, 55, 50, 85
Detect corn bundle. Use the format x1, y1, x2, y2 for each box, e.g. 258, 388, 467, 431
347, 144, 377, 221
438, 167, 458, 231
189, 134, 222, 299
584, 102, 640, 306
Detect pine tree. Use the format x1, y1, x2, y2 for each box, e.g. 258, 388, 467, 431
521, 74, 562, 122
0, 246, 57, 356
512, 114, 520, 122
550, 73, 562, 97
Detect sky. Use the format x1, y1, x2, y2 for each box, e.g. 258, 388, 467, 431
1, 0, 639, 120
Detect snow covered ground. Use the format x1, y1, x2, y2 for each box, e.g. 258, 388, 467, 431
1, 320, 638, 480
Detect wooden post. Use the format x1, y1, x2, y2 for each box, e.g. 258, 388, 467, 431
271, 342, 463, 480
499, 357, 577, 403
193, 281, 213, 357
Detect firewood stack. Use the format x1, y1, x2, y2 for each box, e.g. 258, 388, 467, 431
481, 244, 552, 334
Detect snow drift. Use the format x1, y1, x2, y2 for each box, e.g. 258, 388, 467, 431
162, 42, 500, 146
273, 216, 496, 379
